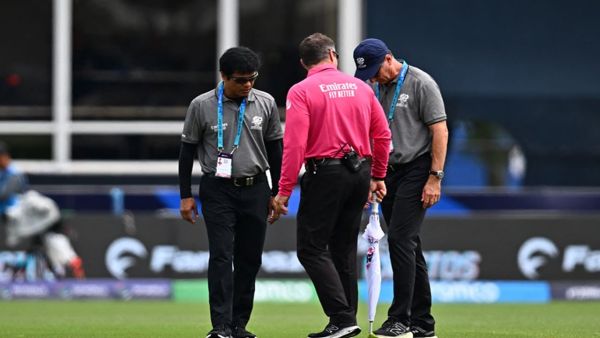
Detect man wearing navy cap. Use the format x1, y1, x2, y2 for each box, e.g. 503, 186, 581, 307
353, 39, 448, 338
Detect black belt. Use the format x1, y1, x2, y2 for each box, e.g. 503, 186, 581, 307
305, 158, 343, 172
207, 172, 266, 187
306, 158, 343, 168
305, 157, 371, 172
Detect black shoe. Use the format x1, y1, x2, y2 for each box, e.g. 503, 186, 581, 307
206, 325, 232, 338
307, 323, 361, 338
373, 318, 412, 337
411, 326, 437, 338
232, 326, 257, 338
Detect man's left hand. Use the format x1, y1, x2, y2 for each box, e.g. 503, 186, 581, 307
421, 176, 442, 209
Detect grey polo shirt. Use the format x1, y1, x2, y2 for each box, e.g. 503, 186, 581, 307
181, 87, 283, 177
377, 64, 446, 164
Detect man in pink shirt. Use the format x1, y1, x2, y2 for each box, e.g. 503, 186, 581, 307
271, 33, 391, 338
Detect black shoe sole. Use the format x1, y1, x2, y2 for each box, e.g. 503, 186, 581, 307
341, 327, 361, 338
372, 332, 413, 338
206, 334, 232, 338
306, 326, 361, 338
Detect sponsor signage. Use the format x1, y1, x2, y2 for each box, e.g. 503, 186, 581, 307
360, 280, 550, 304
0, 279, 171, 300
254, 280, 317, 303
0, 214, 303, 280
551, 282, 600, 300
0, 278, 553, 303
2, 214, 599, 281
172, 279, 319, 303
420, 215, 600, 281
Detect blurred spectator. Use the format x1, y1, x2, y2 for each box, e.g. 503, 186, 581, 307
0, 141, 84, 279
0, 141, 27, 215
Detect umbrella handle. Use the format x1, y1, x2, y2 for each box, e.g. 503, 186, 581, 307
371, 194, 379, 215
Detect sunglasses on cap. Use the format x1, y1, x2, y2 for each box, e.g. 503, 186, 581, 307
230, 72, 259, 84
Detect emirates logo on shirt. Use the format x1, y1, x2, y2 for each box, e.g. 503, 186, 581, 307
319, 82, 357, 99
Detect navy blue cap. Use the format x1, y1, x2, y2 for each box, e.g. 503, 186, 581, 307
353, 38, 390, 81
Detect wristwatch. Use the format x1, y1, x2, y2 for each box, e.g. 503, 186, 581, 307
429, 170, 444, 180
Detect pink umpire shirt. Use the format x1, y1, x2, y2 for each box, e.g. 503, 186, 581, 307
278, 64, 391, 197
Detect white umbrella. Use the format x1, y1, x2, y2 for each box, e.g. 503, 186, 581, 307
362, 199, 385, 336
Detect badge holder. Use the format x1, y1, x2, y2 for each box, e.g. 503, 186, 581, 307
215, 151, 233, 178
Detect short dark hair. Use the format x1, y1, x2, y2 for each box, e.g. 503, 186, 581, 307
219, 47, 260, 77
299, 33, 336, 67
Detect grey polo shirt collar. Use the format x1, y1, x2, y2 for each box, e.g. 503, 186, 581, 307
213, 86, 257, 102
383, 59, 407, 87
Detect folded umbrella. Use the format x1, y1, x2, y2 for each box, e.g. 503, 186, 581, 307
362, 199, 385, 337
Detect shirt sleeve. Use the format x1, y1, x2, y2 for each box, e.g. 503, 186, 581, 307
278, 87, 310, 197
181, 99, 202, 143
178, 142, 197, 199
419, 80, 447, 125
264, 98, 284, 141
369, 92, 391, 179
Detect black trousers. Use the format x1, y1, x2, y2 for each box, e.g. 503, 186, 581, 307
381, 153, 435, 331
198, 174, 271, 328
297, 162, 370, 325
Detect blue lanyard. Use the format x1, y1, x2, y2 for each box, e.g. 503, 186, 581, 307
217, 82, 247, 153
375, 61, 408, 122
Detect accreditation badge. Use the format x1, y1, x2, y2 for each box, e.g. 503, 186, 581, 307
215, 152, 233, 178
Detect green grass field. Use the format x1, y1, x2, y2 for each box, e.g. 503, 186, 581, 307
1, 301, 599, 337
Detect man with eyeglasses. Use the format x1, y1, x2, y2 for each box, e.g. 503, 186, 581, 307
270, 33, 391, 338
179, 46, 283, 338
353, 38, 448, 338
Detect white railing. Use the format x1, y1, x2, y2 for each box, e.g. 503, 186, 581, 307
4, 0, 360, 175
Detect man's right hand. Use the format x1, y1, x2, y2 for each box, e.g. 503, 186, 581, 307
370, 179, 387, 202
269, 194, 289, 224
180, 197, 199, 224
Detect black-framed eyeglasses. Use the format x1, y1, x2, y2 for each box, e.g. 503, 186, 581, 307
331, 49, 339, 59
230, 72, 259, 84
